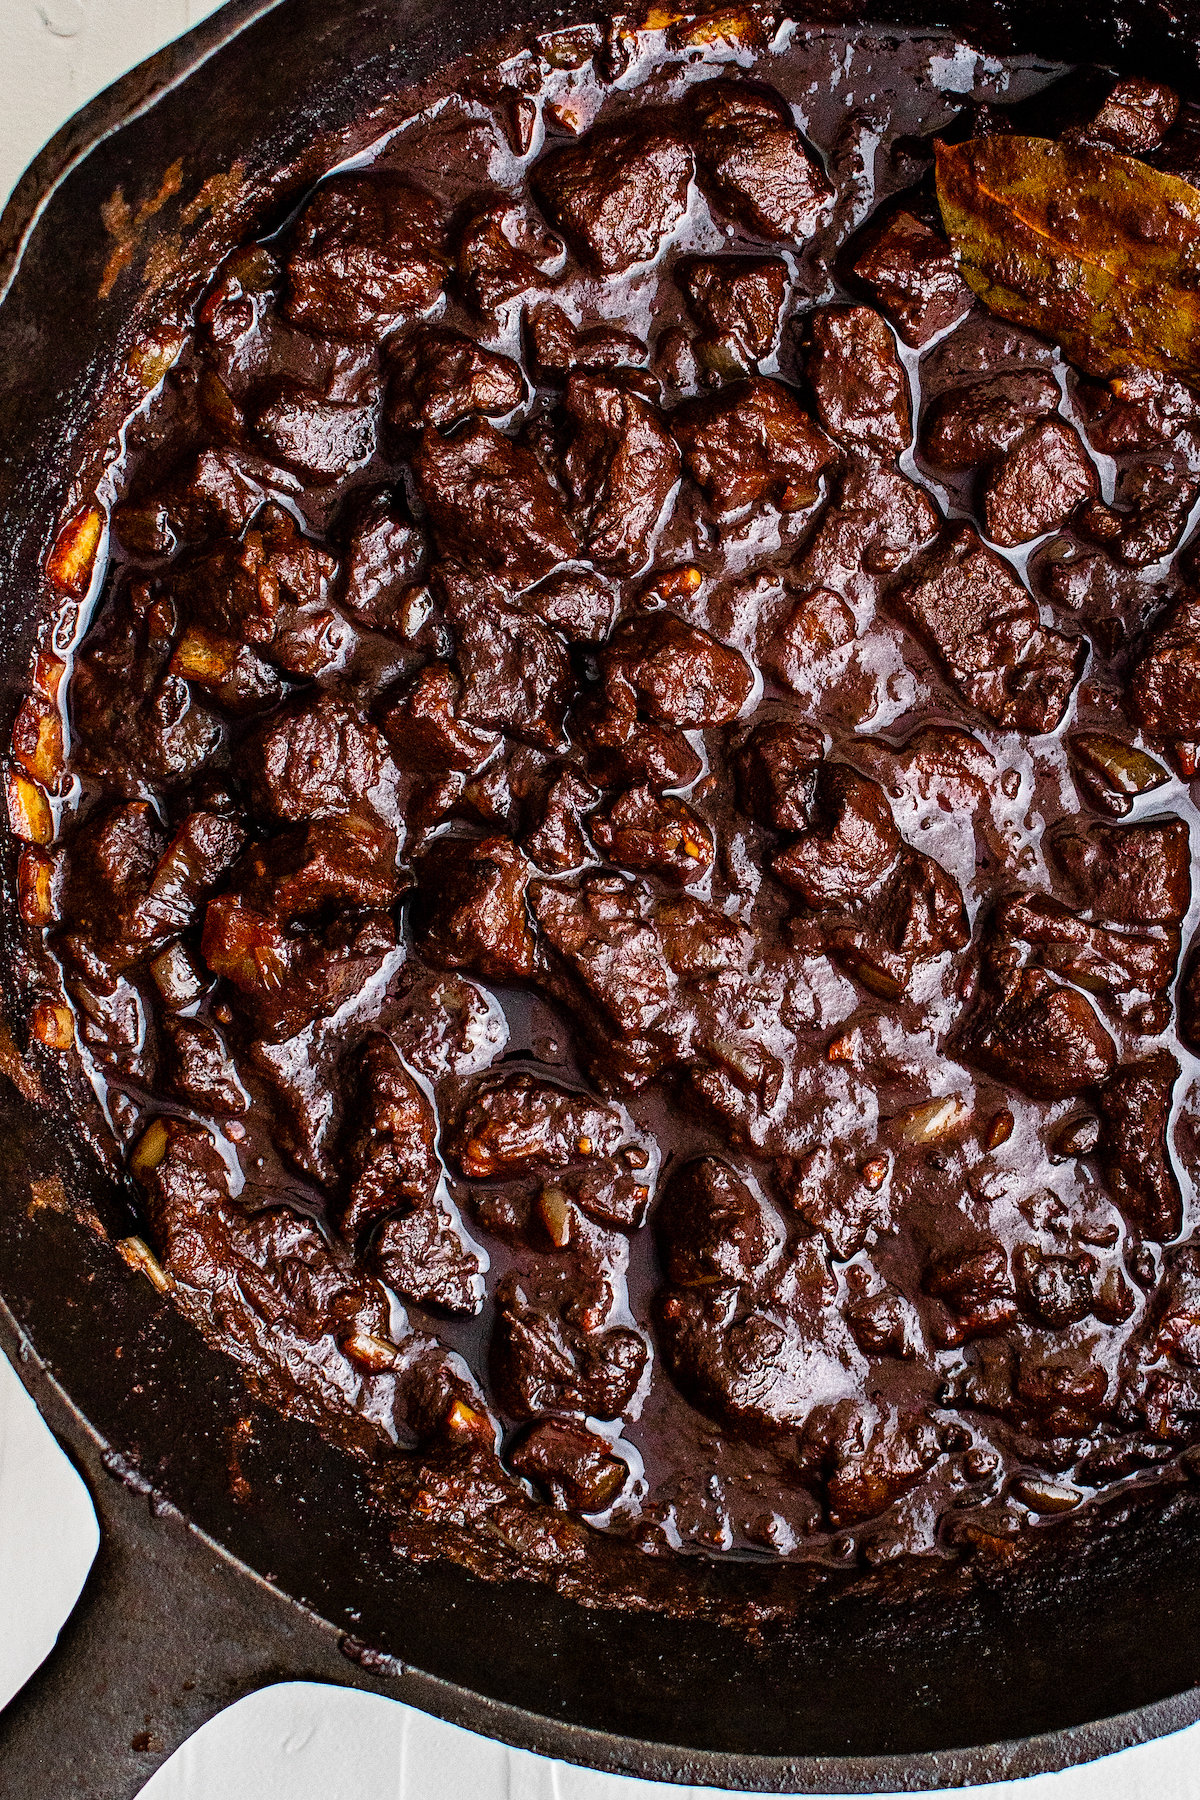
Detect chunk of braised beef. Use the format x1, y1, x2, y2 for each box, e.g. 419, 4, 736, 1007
232, 814, 401, 923
964, 966, 1117, 1100
889, 526, 1084, 732
1130, 599, 1200, 740
733, 717, 823, 831
602, 610, 752, 728
385, 323, 524, 436
251, 386, 377, 483
656, 896, 754, 979
443, 586, 571, 750
925, 1240, 1018, 1342
491, 1272, 647, 1419
381, 662, 500, 773
160, 1018, 246, 1116
285, 176, 447, 339
688, 80, 830, 242
70, 589, 221, 789
590, 786, 713, 885
672, 376, 837, 516
772, 764, 901, 907
1097, 1051, 1183, 1243
675, 255, 787, 366
985, 891, 1180, 1020
845, 1287, 922, 1358
826, 848, 968, 996
412, 420, 579, 581
201, 902, 396, 1041
655, 1157, 777, 1288
411, 835, 535, 982
523, 769, 596, 872
1074, 76, 1180, 154
532, 120, 694, 275
1013, 1245, 1098, 1329
508, 1419, 627, 1511
561, 372, 679, 573
1076, 365, 1197, 455
373, 1199, 483, 1317
115, 447, 275, 553
1077, 459, 1200, 569
522, 568, 617, 644
573, 695, 703, 791
919, 372, 1061, 470
848, 207, 973, 346
532, 874, 671, 1049
804, 305, 911, 458
446, 1073, 627, 1179
1049, 819, 1191, 926
798, 1400, 941, 1526
981, 420, 1098, 547
525, 302, 649, 380
245, 693, 392, 823
135, 1120, 396, 1450
456, 198, 565, 314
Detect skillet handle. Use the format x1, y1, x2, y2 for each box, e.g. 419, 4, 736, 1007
0, 1332, 398, 1799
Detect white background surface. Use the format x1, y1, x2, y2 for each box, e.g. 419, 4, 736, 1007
3, 1, 1200, 1792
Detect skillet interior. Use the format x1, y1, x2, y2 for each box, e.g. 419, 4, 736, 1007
5, 0, 1200, 1789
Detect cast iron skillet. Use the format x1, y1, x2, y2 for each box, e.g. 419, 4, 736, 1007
5, 1, 1200, 1794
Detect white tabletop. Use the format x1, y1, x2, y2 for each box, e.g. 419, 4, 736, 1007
2, 1, 1200, 1791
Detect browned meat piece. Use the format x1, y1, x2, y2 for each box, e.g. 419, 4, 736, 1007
1077, 365, 1197, 455
521, 569, 617, 644
251, 387, 376, 483
340, 1035, 438, 1235
385, 324, 524, 435
532, 121, 693, 274
373, 1200, 484, 1316
160, 1018, 246, 1115
382, 663, 500, 773
523, 770, 597, 872
135, 1121, 396, 1450
919, 372, 1061, 470
544, 1164, 654, 1234
1118, 1250, 1200, 1441
245, 694, 392, 823
446, 589, 571, 750
798, 1401, 940, 1526
1050, 819, 1191, 926
788, 458, 940, 597
508, 1419, 627, 1512
336, 489, 425, 634
492, 1272, 647, 1419
169, 506, 345, 681
772, 764, 901, 907
1097, 1052, 1183, 1243
232, 814, 401, 923
925, 1240, 1017, 1341
446, 1073, 627, 1178
823, 849, 969, 998
981, 420, 1099, 546
590, 786, 712, 884
672, 376, 837, 516
1074, 76, 1179, 153
889, 526, 1084, 732
412, 421, 579, 581
689, 80, 830, 241
675, 255, 787, 365
59, 803, 245, 971
532, 874, 671, 1050
525, 302, 649, 380
1013, 1246, 1098, 1329
986, 892, 1180, 1019
845, 1287, 922, 1358
114, 446, 282, 553
285, 176, 447, 338
657, 896, 754, 981
574, 697, 702, 791
456, 198, 566, 314
411, 835, 535, 982
849, 208, 973, 346
201, 902, 396, 1041
656, 1238, 858, 1437
655, 1158, 778, 1288
766, 590, 856, 685
733, 717, 823, 831
1130, 599, 1200, 739
561, 373, 679, 573
602, 610, 752, 727
70, 590, 221, 790
804, 306, 911, 457
1078, 460, 1200, 568
964, 967, 1117, 1100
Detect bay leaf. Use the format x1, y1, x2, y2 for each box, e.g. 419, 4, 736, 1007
936, 134, 1200, 386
